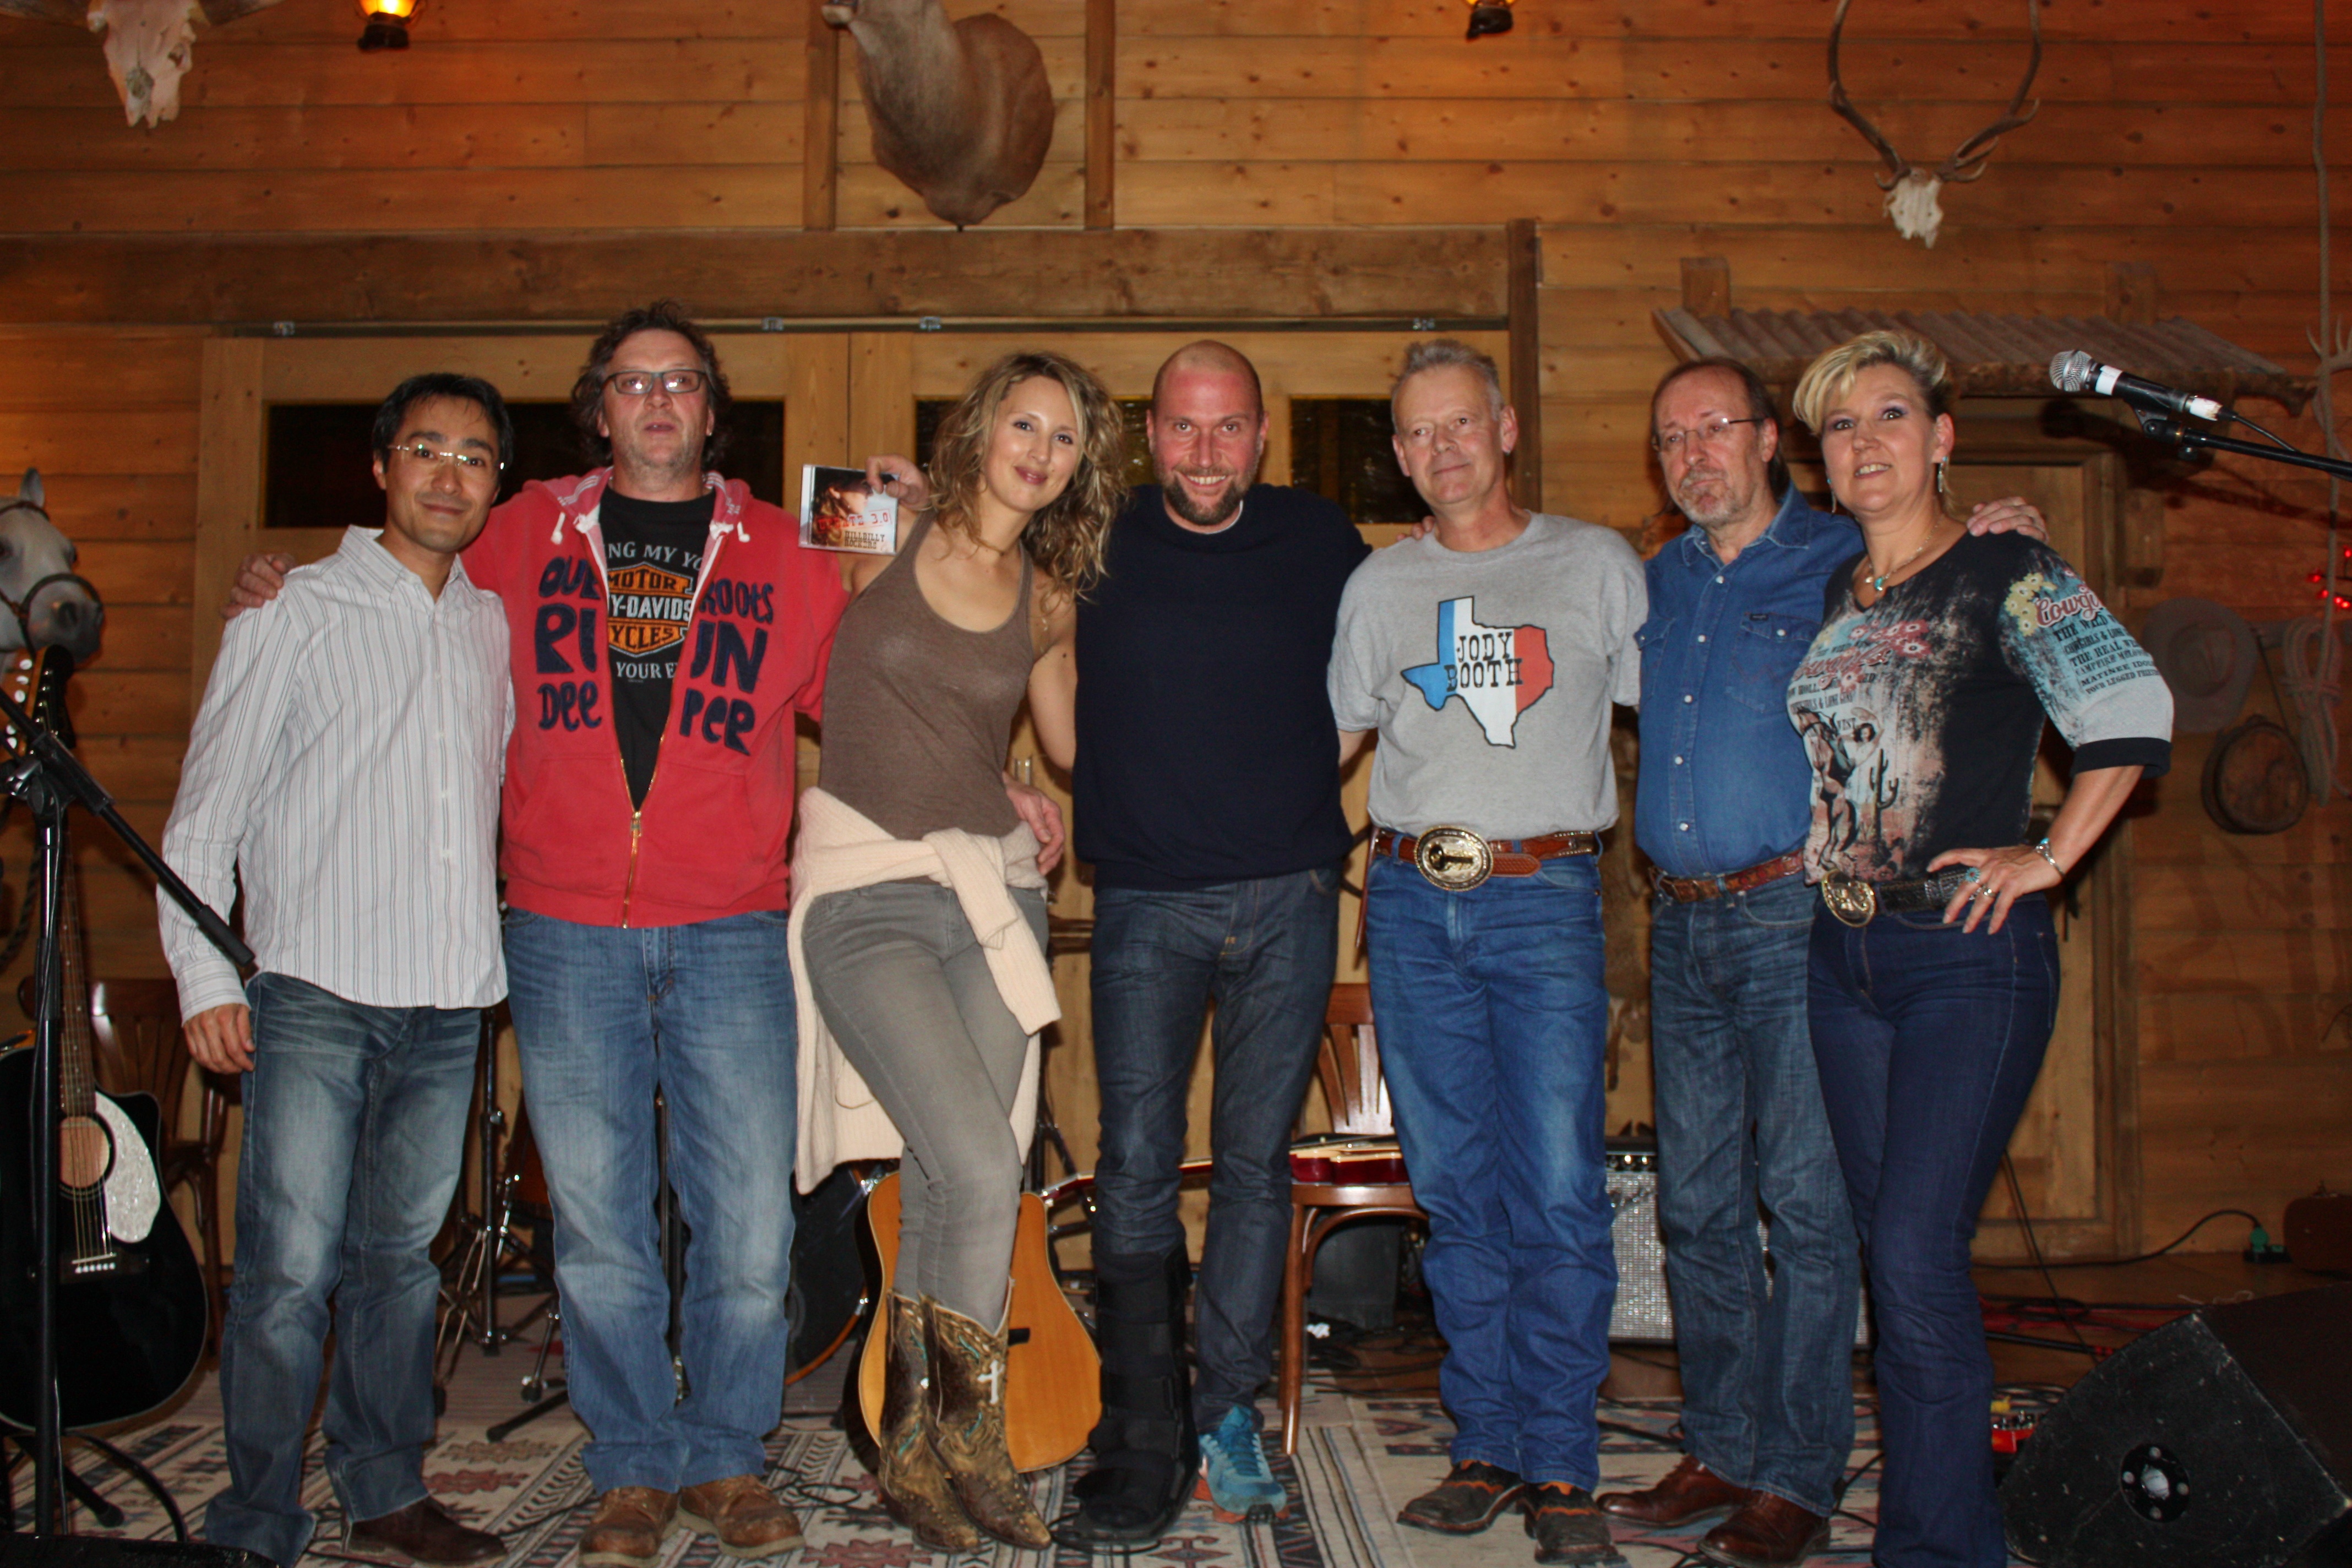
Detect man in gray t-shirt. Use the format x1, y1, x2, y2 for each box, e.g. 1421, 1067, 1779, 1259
1331, 341, 1642, 1568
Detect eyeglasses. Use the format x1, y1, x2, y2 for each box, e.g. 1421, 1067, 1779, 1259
391, 441, 501, 475
1652, 417, 1767, 455
603, 368, 709, 397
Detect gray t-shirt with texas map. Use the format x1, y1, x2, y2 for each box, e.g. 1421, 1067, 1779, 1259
1329, 511, 1645, 841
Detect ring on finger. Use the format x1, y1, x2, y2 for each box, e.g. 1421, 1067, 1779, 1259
1962, 865, 1982, 882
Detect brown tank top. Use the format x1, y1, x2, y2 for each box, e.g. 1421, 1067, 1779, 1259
818, 511, 1035, 841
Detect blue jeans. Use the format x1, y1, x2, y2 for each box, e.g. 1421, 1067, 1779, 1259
1809, 896, 2059, 1568
1090, 865, 1340, 1429
208, 974, 483, 1568
504, 907, 798, 1494
1363, 853, 1615, 1490
1649, 874, 1857, 1516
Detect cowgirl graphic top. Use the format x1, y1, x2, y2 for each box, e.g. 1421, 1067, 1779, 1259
1783, 530, 2172, 883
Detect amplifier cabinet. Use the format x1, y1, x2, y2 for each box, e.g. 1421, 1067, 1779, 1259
1606, 1139, 1869, 1347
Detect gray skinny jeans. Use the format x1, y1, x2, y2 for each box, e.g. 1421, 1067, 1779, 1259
801, 879, 1048, 1325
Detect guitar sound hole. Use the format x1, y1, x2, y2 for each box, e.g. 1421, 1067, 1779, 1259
57, 1114, 111, 1192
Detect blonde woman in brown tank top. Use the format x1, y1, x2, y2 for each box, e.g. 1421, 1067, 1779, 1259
793, 351, 1125, 1553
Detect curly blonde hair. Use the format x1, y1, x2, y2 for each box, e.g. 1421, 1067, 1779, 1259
927, 350, 1125, 600
1789, 329, 1956, 434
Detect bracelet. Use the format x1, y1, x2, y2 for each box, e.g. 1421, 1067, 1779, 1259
2033, 837, 2064, 876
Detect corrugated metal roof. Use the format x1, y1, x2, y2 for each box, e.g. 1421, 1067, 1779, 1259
1652, 307, 2314, 413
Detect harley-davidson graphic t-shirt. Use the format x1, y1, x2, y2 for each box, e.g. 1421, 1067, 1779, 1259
601, 489, 714, 808
1784, 529, 2172, 884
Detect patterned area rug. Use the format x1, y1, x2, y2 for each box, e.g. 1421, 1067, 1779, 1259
63, 1370, 2023, 1568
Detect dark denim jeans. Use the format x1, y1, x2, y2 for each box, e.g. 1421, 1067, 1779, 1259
208, 974, 483, 1568
1090, 865, 1340, 1430
1363, 853, 1614, 1490
1649, 873, 1858, 1516
1809, 896, 2059, 1568
504, 907, 798, 1494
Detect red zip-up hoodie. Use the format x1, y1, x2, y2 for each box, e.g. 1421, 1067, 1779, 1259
463, 469, 848, 928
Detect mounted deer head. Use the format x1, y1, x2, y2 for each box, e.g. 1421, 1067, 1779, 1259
0, 0, 288, 127
822, 0, 1055, 229
1827, 0, 2043, 249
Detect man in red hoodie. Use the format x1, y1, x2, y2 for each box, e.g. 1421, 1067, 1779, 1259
232, 304, 1053, 1565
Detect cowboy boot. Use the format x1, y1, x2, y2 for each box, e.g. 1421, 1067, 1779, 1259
925, 1297, 1053, 1549
873, 1293, 983, 1551
1055, 1245, 1197, 1547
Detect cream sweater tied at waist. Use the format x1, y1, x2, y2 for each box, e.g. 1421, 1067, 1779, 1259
790, 786, 1060, 1193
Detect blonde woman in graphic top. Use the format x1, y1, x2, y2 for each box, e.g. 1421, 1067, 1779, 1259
1783, 330, 2172, 1568
789, 350, 1123, 1554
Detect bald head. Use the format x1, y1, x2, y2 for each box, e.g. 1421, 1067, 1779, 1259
1148, 340, 1267, 531
1152, 340, 1263, 418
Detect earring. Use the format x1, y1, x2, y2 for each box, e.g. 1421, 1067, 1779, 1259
1935, 460, 1951, 499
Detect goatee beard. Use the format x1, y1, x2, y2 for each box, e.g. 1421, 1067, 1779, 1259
1161, 458, 1260, 528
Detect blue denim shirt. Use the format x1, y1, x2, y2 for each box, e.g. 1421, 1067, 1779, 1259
1635, 487, 1861, 878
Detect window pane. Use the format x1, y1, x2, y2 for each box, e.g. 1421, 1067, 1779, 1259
264, 400, 787, 529
1289, 398, 1421, 523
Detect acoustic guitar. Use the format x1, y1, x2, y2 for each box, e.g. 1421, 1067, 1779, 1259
854, 1170, 1101, 1471
0, 649, 210, 1431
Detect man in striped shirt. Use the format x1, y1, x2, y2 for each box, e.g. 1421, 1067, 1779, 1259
162, 373, 516, 1568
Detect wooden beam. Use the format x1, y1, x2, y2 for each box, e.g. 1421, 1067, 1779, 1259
1506, 216, 1542, 513
191, 337, 263, 706
803, 0, 840, 232
0, 229, 1509, 325
1680, 254, 1731, 316
1085, 0, 1115, 229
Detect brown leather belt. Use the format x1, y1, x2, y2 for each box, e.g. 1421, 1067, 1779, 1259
1371, 826, 1599, 891
1654, 850, 1807, 904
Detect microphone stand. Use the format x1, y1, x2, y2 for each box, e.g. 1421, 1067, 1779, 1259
2135, 409, 2352, 482
0, 673, 249, 1539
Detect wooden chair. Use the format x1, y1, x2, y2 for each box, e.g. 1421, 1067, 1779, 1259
1278, 982, 1422, 1456
88, 978, 236, 1348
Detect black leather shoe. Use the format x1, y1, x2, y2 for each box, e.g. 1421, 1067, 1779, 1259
1397, 1460, 1528, 1535
1522, 1484, 1629, 1566
347, 1498, 505, 1566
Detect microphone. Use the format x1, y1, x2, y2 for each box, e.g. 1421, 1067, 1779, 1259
2049, 350, 2228, 424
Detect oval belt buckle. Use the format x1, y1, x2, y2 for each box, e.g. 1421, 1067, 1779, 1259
1822, 872, 1876, 928
1414, 825, 1494, 891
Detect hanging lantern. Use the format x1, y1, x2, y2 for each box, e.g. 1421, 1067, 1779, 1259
1466, 0, 1513, 39
358, 0, 418, 52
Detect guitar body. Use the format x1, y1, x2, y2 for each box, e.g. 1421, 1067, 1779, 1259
855, 1171, 1101, 1471
0, 1042, 209, 1431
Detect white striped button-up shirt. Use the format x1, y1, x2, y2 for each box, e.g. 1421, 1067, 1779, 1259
161, 526, 513, 1020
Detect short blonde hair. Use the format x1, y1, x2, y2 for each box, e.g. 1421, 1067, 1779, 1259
1789, 330, 1955, 434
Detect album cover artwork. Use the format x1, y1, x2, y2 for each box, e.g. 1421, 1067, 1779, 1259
799, 464, 900, 554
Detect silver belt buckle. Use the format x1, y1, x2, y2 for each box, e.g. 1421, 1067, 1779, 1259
1822, 872, 1876, 928
1414, 826, 1493, 891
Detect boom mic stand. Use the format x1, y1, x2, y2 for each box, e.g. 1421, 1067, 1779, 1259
2130, 407, 2352, 484
0, 667, 251, 1545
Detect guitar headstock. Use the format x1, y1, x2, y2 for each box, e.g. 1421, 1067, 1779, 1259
0, 647, 74, 756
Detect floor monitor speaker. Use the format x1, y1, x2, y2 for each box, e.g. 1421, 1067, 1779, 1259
2001, 1283, 2352, 1567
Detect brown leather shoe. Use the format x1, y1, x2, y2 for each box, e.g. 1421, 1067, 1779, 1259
1397, 1460, 1528, 1534
580, 1487, 678, 1568
1698, 1493, 1831, 1568
1596, 1455, 1750, 1527
678, 1474, 805, 1560
347, 1498, 505, 1566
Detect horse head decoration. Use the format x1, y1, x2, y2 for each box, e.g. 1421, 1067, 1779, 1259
0, 473, 104, 665
0, 0, 291, 128
821, 0, 1055, 228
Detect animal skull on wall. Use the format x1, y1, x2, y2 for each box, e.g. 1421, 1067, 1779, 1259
0, 0, 288, 127
822, 0, 1056, 228
1825, 0, 2043, 249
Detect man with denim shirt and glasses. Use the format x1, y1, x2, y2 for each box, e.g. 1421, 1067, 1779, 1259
164, 373, 515, 1568
1599, 357, 2041, 1568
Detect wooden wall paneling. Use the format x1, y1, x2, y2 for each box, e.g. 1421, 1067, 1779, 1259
848, 333, 916, 464
804, 0, 838, 232
1086, 0, 1114, 228
785, 333, 851, 483
190, 337, 262, 714
0, 231, 1510, 326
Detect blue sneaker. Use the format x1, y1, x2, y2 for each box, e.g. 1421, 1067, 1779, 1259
1195, 1406, 1289, 1522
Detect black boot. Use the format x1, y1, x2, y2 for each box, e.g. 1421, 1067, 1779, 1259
1054, 1246, 1198, 1547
